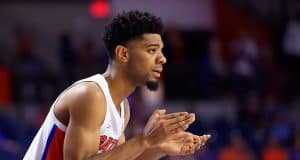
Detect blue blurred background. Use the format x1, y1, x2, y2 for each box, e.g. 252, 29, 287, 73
0, 0, 299, 159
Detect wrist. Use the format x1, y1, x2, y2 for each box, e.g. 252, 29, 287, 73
154, 146, 167, 157
140, 134, 151, 150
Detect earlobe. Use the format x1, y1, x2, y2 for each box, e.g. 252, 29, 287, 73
115, 45, 129, 63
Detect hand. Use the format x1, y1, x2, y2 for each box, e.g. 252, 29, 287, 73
159, 132, 211, 156
191, 134, 211, 152
143, 109, 195, 148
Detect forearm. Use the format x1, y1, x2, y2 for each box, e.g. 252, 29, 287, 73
86, 135, 149, 160
134, 147, 166, 160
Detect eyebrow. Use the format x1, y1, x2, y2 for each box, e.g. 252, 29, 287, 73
146, 43, 164, 48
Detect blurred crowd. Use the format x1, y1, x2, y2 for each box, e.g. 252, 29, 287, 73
0, 13, 300, 160
0, 28, 110, 159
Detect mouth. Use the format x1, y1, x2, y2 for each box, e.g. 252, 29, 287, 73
152, 69, 162, 78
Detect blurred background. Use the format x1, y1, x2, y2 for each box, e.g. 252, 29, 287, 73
0, 0, 300, 159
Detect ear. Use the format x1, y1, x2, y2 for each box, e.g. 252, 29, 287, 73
115, 45, 129, 63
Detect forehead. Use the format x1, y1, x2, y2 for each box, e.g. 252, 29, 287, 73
127, 33, 163, 48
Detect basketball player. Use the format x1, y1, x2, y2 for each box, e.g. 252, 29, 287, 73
24, 10, 210, 160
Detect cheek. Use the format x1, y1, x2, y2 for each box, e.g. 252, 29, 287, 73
128, 58, 151, 77
128, 58, 143, 73
130, 53, 149, 68
128, 50, 156, 75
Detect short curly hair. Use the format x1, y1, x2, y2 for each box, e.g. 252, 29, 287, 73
103, 10, 164, 59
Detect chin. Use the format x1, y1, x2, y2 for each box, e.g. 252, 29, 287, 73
146, 81, 159, 91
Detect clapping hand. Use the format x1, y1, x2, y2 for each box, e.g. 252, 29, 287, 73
159, 132, 211, 156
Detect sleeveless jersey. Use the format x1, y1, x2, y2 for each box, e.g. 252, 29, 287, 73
23, 74, 126, 160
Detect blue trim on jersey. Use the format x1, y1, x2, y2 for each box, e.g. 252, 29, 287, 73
41, 125, 57, 160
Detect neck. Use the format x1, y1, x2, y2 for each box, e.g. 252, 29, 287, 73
102, 63, 136, 108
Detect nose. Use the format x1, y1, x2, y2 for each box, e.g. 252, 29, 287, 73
157, 52, 167, 64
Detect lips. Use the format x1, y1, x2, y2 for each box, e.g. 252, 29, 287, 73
152, 69, 162, 78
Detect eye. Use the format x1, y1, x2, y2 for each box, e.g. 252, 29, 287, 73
147, 48, 157, 54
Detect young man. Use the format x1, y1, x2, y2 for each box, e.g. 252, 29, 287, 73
24, 10, 210, 160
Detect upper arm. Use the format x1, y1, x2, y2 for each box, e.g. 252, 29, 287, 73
118, 98, 131, 145
63, 82, 106, 160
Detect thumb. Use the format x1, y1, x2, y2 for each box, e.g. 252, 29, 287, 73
155, 109, 166, 115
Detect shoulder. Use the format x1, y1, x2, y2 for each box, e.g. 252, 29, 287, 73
64, 82, 107, 126
62, 82, 105, 110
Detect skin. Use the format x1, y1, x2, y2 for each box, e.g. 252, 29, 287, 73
53, 33, 210, 160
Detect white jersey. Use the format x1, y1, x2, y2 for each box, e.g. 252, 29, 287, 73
23, 74, 126, 160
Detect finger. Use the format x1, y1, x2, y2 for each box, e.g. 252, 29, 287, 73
185, 114, 196, 125
193, 134, 211, 150
146, 110, 167, 134
189, 146, 196, 155
180, 141, 193, 155
204, 134, 211, 144
168, 123, 189, 134
164, 113, 194, 125
170, 113, 194, 127
206, 134, 212, 140
184, 134, 194, 143
168, 131, 191, 140
149, 109, 166, 121
193, 135, 200, 144
167, 114, 195, 132
183, 145, 195, 155
186, 145, 194, 155
196, 144, 202, 150
199, 134, 211, 148
160, 112, 189, 120
199, 135, 206, 146
201, 134, 211, 144
181, 114, 196, 130
169, 126, 183, 134
183, 124, 189, 130
195, 139, 203, 150
180, 145, 189, 155
154, 109, 166, 115
192, 135, 202, 150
